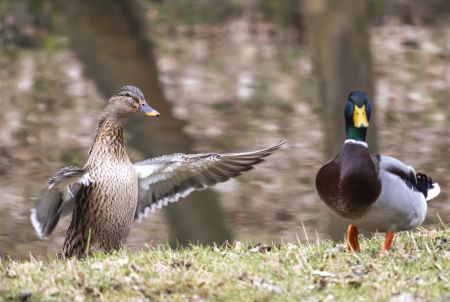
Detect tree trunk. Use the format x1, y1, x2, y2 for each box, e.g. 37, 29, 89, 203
301, 0, 376, 240
59, 0, 231, 246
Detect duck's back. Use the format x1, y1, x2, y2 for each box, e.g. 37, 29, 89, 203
316, 142, 381, 219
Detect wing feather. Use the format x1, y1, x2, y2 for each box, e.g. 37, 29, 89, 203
134, 141, 284, 220
30, 166, 94, 238
376, 154, 440, 200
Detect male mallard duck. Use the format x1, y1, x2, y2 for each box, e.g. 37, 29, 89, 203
315, 91, 440, 252
31, 85, 283, 258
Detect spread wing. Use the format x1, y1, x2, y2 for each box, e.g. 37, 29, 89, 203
134, 141, 284, 220
30, 166, 94, 238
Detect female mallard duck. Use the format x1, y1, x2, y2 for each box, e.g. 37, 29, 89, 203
31, 85, 283, 258
315, 91, 440, 252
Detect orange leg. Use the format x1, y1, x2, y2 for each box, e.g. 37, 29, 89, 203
346, 224, 360, 252
383, 231, 395, 251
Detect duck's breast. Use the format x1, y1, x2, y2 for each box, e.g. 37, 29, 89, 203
316, 143, 381, 219
85, 161, 138, 236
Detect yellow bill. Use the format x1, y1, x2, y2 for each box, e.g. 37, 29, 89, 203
353, 105, 369, 128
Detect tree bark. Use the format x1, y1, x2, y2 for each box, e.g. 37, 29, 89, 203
59, 0, 232, 245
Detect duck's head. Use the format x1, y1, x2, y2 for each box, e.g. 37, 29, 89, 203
344, 91, 372, 142
106, 85, 160, 118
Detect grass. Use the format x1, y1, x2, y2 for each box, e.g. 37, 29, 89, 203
1, 228, 449, 301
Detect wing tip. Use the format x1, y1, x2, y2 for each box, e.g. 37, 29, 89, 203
266, 139, 286, 152
275, 139, 287, 146
30, 208, 45, 239
257, 139, 286, 154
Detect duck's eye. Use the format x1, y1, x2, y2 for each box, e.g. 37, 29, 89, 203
125, 92, 132, 97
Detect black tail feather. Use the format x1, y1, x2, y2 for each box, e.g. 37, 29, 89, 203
415, 172, 433, 198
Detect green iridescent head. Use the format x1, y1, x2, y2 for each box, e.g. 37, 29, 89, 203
344, 91, 372, 142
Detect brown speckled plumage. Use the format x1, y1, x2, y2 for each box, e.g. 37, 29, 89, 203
61, 116, 138, 258
31, 85, 283, 258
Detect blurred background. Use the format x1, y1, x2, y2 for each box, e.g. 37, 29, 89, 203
0, 0, 449, 259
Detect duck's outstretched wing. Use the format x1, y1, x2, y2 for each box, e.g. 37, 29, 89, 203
375, 154, 440, 201
30, 166, 94, 238
133, 141, 284, 220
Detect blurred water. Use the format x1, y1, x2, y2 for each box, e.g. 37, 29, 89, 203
0, 21, 449, 259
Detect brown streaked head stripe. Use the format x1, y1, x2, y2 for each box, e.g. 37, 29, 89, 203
117, 85, 145, 101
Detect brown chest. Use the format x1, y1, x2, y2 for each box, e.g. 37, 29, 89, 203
315, 144, 382, 219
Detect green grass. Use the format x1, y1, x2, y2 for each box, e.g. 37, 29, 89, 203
1, 228, 449, 301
